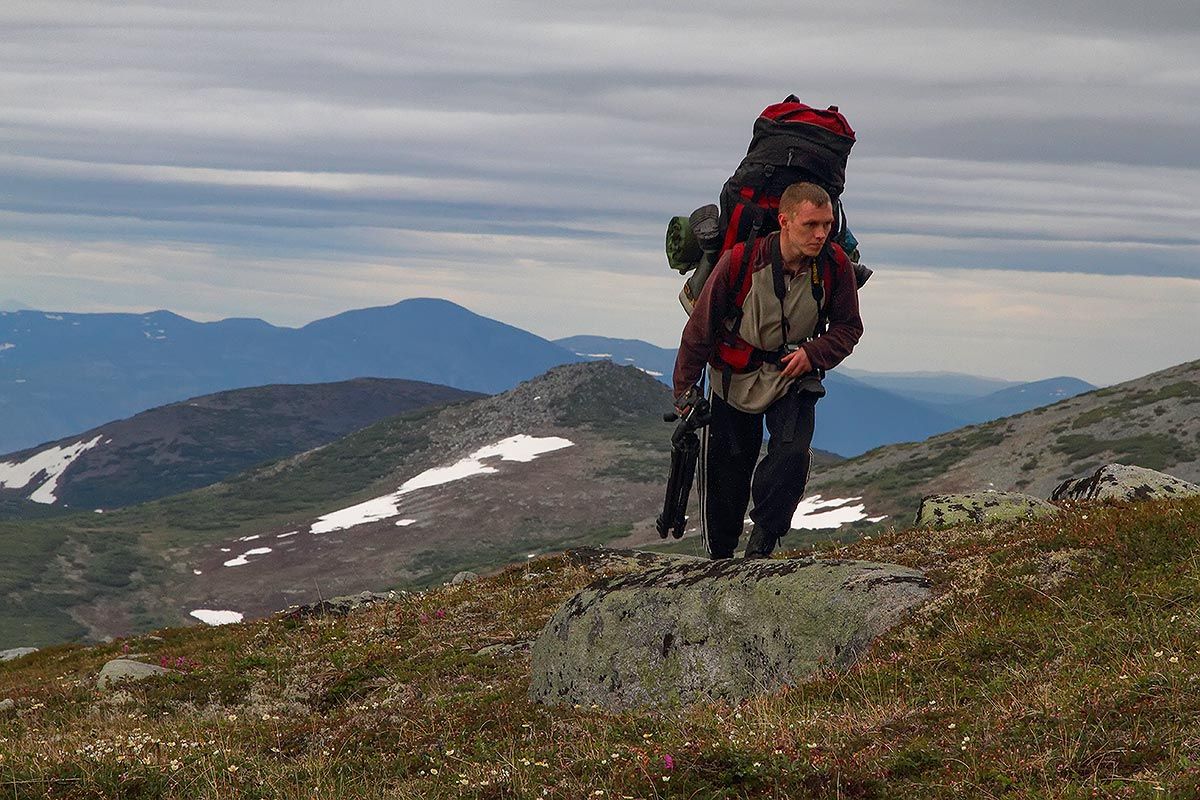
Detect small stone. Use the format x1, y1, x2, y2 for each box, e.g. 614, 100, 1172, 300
451, 571, 479, 585
96, 659, 176, 690
476, 640, 532, 657
0, 698, 14, 712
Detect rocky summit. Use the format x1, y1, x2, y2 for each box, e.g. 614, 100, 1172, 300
529, 555, 931, 710
1052, 463, 1200, 503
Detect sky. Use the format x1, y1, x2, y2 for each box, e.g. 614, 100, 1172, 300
1, 1, 1198, 385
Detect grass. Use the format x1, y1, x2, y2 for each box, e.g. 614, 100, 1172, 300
1073, 381, 1200, 429
3, 497, 1199, 797
1052, 433, 1190, 472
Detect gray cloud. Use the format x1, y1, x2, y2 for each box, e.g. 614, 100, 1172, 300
0, 1, 1197, 382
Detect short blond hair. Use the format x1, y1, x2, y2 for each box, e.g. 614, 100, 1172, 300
779, 182, 831, 215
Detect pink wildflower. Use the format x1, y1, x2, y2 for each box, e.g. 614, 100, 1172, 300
663, 754, 675, 770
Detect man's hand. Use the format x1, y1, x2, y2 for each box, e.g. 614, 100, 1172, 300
779, 346, 813, 379
674, 385, 700, 417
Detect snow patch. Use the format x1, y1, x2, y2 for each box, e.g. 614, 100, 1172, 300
790, 495, 874, 530
309, 434, 575, 534
223, 547, 272, 567
0, 343, 13, 351
276, 530, 298, 538
236, 534, 260, 542
0, 435, 103, 504
577, 352, 611, 358
395, 518, 416, 527
637, 367, 664, 377
44, 314, 63, 321
193, 569, 203, 575
190, 610, 243, 626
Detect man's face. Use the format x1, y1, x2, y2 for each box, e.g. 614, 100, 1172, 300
779, 201, 834, 258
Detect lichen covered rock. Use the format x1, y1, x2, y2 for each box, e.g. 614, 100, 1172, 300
529, 557, 930, 710
915, 492, 1059, 528
1051, 463, 1200, 503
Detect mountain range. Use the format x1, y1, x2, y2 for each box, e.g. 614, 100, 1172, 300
0, 299, 580, 454
0, 378, 480, 513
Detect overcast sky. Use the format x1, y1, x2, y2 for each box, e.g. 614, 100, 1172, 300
1, 1, 1197, 384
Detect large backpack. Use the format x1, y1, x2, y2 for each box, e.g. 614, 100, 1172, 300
668, 96, 867, 314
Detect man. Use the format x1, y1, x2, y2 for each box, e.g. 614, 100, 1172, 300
672, 182, 863, 559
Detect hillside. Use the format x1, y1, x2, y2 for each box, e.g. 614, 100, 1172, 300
807, 357, 1200, 522
0, 362, 683, 648
1, 495, 1198, 797
0, 378, 480, 513
0, 299, 581, 453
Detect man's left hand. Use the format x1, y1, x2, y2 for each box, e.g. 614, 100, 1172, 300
779, 346, 813, 378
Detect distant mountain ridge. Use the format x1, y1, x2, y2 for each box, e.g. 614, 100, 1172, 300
0, 378, 480, 514
555, 335, 1094, 456
0, 299, 582, 453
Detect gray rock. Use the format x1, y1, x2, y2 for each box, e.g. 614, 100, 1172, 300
0, 647, 38, 662
529, 557, 930, 710
0, 698, 14, 712
96, 659, 176, 690
283, 590, 396, 619
563, 547, 705, 572
476, 640, 533, 657
915, 492, 1060, 527
450, 571, 479, 585
1051, 464, 1200, 503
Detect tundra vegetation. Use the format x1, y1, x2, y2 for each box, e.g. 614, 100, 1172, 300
2, 496, 1199, 798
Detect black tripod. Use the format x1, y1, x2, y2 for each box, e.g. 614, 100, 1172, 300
655, 395, 712, 539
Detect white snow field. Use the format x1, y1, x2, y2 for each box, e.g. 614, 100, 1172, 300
310, 434, 574, 535
190, 610, 244, 625
0, 435, 103, 503
223, 547, 272, 567
790, 494, 886, 530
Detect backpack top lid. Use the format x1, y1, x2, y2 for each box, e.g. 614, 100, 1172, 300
757, 96, 856, 140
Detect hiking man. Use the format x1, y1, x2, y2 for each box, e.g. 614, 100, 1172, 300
671, 182, 863, 559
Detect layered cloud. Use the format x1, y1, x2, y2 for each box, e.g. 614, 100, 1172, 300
0, 1, 1197, 383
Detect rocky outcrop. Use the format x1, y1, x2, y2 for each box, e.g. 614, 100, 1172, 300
529, 557, 930, 710
0, 647, 38, 662
915, 492, 1059, 527
1052, 464, 1200, 503
96, 659, 176, 690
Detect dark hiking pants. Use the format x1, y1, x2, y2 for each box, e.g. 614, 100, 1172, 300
698, 385, 818, 559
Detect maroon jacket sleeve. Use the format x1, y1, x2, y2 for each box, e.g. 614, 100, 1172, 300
671, 250, 734, 398
800, 246, 863, 371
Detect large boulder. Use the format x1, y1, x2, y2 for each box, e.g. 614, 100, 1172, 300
0, 647, 38, 662
529, 557, 930, 710
915, 492, 1059, 527
1051, 464, 1200, 503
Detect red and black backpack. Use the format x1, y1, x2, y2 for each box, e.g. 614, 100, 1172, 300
717, 96, 856, 263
